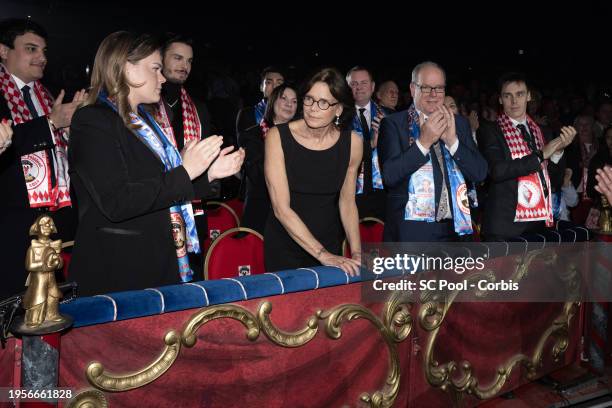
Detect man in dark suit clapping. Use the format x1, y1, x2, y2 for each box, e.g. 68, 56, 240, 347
378, 61, 487, 242
477, 72, 576, 241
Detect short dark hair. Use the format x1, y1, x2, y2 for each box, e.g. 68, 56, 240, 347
498, 72, 529, 93
0, 18, 48, 48
263, 83, 298, 126
303, 67, 355, 130
346, 66, 374, 83
161, 33, 193, 57
260, 66, 285, 81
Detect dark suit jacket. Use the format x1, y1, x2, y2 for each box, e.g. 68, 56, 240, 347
378, 110, 487, 242
0, 98, 55, 208
237, 124, 270, 233
236, 105, 256, 136
476, 120, 565, 239
160, 94, 212, 150
68, 103, 216, 296
0, 96, 77, 300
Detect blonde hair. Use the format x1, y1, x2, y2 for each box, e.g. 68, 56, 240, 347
86, 31, 160, 128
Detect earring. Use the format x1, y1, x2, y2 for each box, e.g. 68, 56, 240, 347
334, 115, 340, 126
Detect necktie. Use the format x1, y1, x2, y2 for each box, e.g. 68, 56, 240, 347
21, 85, 39, 118
359, 108, 373, 194
432, 142, 451, 220
517, 123, 549, 198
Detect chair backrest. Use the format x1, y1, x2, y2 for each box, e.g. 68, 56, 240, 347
204, 227, 265, 280
359, 217, 385, 243
343, 217, 385, 258
224, 198, 245, 221
204, 201, 240, 252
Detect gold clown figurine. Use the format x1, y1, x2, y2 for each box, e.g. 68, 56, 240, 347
599, 195, 612, 233
21, 215, 69, 329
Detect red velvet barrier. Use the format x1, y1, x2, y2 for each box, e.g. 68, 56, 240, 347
54, 281, 582, 407
58, 284, 413, 408
0, 338, 19, 408
408, 302, 580, 407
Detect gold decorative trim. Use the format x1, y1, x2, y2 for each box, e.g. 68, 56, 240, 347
181, 304, 260, 347
87, 330, 181, 392
258, 301, 319, 347
65, 389, 108, 408
75, 292, 412, 408
420, 250, 580, 402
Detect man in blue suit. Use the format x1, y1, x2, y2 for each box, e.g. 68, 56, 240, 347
378, 61, 487, 242
346, 66, 391, 220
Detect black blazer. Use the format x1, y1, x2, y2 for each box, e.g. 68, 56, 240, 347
160, 94, 212, 150
477, 120, 565, 239
68, 103, 215, 296
238, 124, 270, 233
0, 98, 55, 208
378, 110, 487, 242
235, 105, 256, 136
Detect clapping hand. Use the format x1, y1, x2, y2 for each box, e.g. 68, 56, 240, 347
556, 126, 576, 153
439, 105, 457, 147
208, 146, 245, 181
595, 166, 612, 203
0, 118, 13, 155
49, 89, 89, 128
418, 110, 445, 149
181, 136, 223, 180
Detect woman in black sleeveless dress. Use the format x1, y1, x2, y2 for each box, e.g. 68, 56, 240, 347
264, 68, 363, 276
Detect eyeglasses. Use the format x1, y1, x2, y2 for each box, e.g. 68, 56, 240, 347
415, 84, 446, 95
303, 95, 339, 110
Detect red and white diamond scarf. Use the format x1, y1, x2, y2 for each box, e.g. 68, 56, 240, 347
157, 86, 201, 146
497, 113, 553, 226
0, 63, 71, 210
157, 87, 204, 215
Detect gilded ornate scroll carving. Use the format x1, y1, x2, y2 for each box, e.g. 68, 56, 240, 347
70, 292, 413, 408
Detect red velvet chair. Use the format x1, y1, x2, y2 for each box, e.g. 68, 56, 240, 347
204, 227, 265, 280
224, 198, 245, 222
343, 217, 385, 257
203, 201, 240, 253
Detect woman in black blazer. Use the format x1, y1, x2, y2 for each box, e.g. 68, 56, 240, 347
239, 84, 298, 233
68, 32, 244, 296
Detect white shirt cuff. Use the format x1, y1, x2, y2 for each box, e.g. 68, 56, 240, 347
447, 139, 459, 156
550, 151, 564, 164
415, 139, 429, 157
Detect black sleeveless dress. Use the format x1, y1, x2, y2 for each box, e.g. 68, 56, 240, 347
264, 123, 352, 271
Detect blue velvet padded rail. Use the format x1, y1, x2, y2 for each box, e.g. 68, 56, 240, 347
59, 224, 591, 328
60, 266, 360, 328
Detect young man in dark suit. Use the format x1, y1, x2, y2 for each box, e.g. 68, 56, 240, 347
158, 34, 217, 279
235, 66, 284, 134
477, 72, 576, 241
378, 61, 487, 242
0, 18, 86, 299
